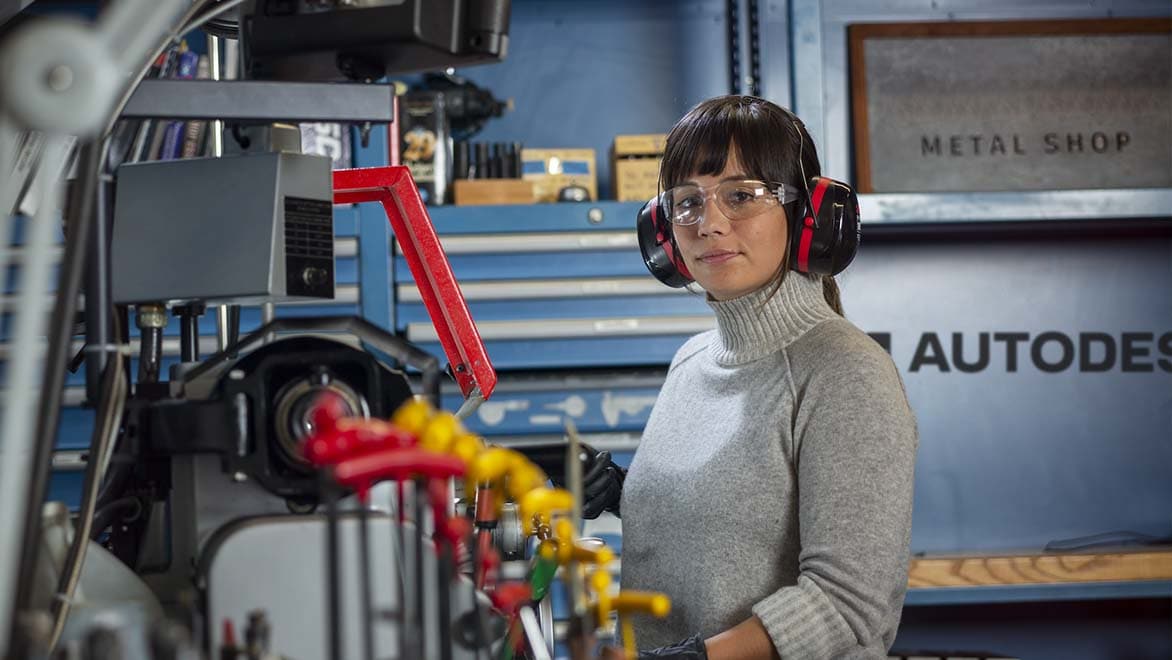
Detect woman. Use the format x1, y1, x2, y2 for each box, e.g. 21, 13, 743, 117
598, 95, 918, 659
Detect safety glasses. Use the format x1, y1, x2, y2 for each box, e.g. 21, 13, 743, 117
664, 179, 801, 226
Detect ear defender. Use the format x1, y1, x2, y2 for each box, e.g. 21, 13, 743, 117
635, 178, 860, 286
636, 193, 693, 288
789, 175, 861, 277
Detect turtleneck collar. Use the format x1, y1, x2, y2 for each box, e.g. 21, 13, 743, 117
706, 273, 839, 366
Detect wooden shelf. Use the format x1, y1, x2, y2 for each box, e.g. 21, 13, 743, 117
907, 548, 1172, 588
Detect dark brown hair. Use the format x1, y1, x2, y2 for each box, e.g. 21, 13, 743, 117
659, 95, 843, 315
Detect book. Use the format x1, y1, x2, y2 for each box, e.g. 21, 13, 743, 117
180, 55, 211, 158
157, 49, 199, 160
131, 43, 182, 163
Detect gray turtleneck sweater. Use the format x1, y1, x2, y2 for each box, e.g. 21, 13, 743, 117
620, 273, 918, 659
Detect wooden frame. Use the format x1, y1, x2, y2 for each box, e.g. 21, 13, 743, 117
848, 18, 1172, 193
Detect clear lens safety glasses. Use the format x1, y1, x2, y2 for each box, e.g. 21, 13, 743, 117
665, 179, 800, 226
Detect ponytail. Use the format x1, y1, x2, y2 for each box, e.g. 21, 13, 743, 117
821, 275, 844, 316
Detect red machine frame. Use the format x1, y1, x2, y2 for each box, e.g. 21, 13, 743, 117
333, 166, 496, 401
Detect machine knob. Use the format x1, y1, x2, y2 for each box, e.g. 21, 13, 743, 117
301, 266, 328, 287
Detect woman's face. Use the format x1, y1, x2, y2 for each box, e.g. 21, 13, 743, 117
671, 152, 789, 301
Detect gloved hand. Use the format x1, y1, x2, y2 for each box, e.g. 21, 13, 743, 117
575, 445, 625, 519
517, 442, 626, 519
637, 634, 709, 659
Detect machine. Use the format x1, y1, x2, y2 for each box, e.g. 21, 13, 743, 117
0, 4, 673, 658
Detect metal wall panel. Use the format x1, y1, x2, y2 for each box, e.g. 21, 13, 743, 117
454, 0, 732, 200
840, 231, 1172, 552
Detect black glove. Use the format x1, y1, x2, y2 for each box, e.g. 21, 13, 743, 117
577, 446, 625, 519
514, 442, 626, 519
638, 634, 709, 659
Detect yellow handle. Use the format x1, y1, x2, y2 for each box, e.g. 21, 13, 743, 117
449, 432, 485, 465
518, 487, 574, 536
390, 397, 434, 435
505, 461, 548, 501
620, 619, 637, 659
612, 592, 671, 618
590, 567, 614, 630
571, 542, 614, 566
464, 447, 519, 515
418, 411, 463, 454
466, 447, 515, 484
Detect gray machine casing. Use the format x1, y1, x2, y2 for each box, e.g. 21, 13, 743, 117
200, 513, 498, 660
112, 152, 335, 305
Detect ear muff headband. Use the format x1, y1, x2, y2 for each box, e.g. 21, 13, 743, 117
795, 176, 831, 273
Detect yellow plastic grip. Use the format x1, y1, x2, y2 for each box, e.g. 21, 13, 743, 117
518, 487, 574, 536
591, 568, 614, 629
611, 592, 671, 619
571, 543, 614, 566
390, 397, 433, 435
418, 411, 463, 454
505, 461, 548, 501
465, 447, 517, 514
449, 432, 485, 466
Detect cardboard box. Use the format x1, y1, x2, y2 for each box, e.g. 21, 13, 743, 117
453, 179, 536, 206
612, 133, 666, 202
521, 148, 597, 202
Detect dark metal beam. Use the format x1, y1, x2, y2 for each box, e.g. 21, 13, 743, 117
122, 79, 397, 123
0, 0, 35, 27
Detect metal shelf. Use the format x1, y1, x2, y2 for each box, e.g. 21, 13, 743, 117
905, 580, 1172, 606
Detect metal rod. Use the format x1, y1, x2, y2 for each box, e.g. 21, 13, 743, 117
1, 137, 81, 658
206, 34, 225, 159
261, 301, 275, 343
564, 420, 592, 660
177, 305, 201, 363
438, 538, 453, 660
412, 480, 427, 660
325, 484, 343, 660
138, 326, 163, 383
518, 606, 552, 660
84, 164, 113, 400
207, 34, 232, 352
391, 483, 407, 660
358, 503, 375, 660
434, 483, 453, 660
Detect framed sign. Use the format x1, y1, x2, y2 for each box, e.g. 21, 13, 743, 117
849, 19, 1172, 193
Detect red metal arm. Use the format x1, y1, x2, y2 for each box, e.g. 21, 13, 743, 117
333, 166, 496, 401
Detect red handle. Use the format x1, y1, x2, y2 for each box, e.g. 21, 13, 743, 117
490, 582, 532, 616
333, 448, 466, 492
303, 420, 417, 467
310, 391, 350, 435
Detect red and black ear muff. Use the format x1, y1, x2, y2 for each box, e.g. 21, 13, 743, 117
636, 193, 694, 288
789, 176, 861, 276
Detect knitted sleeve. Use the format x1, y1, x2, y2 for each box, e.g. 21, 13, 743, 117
751, 325, 918, 657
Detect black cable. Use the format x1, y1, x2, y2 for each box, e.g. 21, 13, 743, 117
89, 496, 142, 542
7, 139, 101, 660
94, 449, 134, 514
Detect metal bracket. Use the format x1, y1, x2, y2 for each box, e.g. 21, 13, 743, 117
333, 166, 497, 402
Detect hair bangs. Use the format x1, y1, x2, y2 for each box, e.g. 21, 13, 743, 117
659, 96, 807, 192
